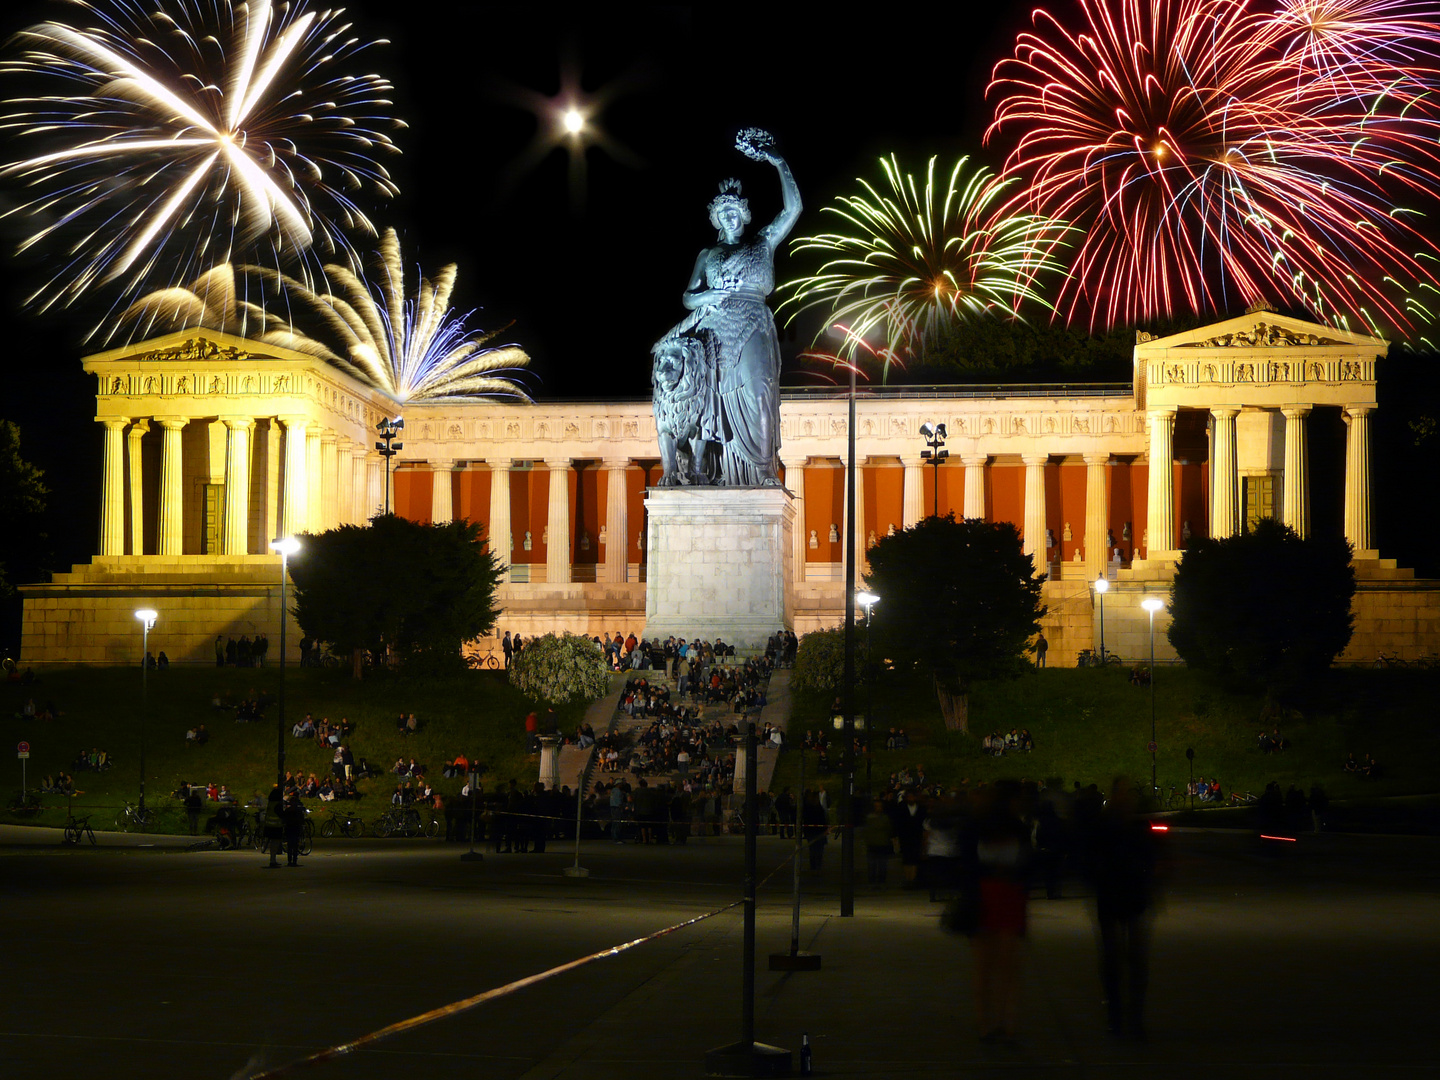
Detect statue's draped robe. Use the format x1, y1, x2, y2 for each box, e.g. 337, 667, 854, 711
693, 236, 782, 486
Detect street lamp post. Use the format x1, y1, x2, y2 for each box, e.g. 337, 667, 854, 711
1141, 597, 1164, 796
919, 423, 948, 516
1094, 576, 1109, 662
269, 537, 300, 788
374, 417, 404, 515
135, 609, 157, 818
857, 591, 879, 797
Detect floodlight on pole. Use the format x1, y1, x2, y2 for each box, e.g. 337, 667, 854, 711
1141, 597, 1165, 796
135, 608, 157, 818
1094, 576, 1109, 662
269, 537, 300, 788
375, 417, 404, 515
919, 422, 949, 516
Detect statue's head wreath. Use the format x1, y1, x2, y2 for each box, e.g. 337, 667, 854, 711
709, 178, 752, 236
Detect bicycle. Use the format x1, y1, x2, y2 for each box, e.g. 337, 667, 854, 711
1076, 649, 1124, 668
320, 807, 366, 838
63, 815, 97, 845
373, 804, 421, 838
115, 800, 164, 832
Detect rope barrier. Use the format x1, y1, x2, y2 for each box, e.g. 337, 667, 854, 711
242, 897, 761, 1078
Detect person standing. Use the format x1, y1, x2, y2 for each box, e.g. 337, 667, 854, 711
1035, 633, 1048, 668
966, 781, 1031, 1045
282, 792, 305, 867
1089, 778, 1162, 1040
863, 799, 895, 885
502, 631, 513, 668
263, 783, 284, 868
214, 635, 225, 668
802, 790, 828, 873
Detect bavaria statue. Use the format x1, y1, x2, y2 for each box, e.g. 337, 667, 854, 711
652, 129, 801, 487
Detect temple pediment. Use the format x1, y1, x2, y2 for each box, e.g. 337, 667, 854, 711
82, 327, 316, 366
1133, 310, 1386, 411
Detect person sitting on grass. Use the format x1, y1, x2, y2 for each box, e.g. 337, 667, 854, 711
1343, 752, 1360, 773
292, 714, 315, 738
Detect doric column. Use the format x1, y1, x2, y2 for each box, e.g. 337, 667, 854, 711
1344, 404, 1373, 555
1210, 408, 1240, 539
488, 458, 512, 580
305, 429, 322, 530
1145, 407, 1177, 558
430, 459, 454, 524
99, 418, 127, 557
1022, 454, 1048, 565
336, 440, 354, 526
366, 456, 384, 519
782, 457, 807, 584
1084, 453, 1110, 582
901, 455, 925, 527
962, 454, 987, 520
1281, 405, 1311, 538
319, 433, 338, 530
602, 458, 629, 583
222, 417, 253, 555
351, 451, 369, 524
545, 458, 572, 585
126, 420, 148, 556
261, 421, 280, 547
279, 416, 308, 540
156, 418, 187, 556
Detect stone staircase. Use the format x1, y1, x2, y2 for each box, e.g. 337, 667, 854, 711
577, 656, 792, 797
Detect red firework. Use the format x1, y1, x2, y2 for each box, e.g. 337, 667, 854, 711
986, 0, 1440, 331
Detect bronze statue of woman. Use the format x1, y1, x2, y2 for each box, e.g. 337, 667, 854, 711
656, 129, 800, 486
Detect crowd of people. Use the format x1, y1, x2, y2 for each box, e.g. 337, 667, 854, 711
981, 729, 1035, 756
214, 634, 269, 667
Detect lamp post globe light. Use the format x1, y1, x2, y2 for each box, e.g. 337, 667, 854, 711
1141, 597, 1165, 796
919, 423, 948, 516
135, 609, 157, 818
1094, 576, 1109, 662
269, 537, 300, 788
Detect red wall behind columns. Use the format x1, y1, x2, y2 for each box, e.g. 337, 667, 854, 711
1175, 461, 1208, 544
868, 463, 904, 544
393, 467, 431, 524
1058, 462, 1086, 563
575, 464, 600, 567
455, 468, 493, 545
804, 464, 844, 562
989, 464, 1023, 532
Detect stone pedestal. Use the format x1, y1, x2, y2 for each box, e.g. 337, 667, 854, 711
538, 735, 561, 791
644, 487, 795, 648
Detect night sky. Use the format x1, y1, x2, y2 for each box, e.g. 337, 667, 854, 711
1, 1, 1437, 593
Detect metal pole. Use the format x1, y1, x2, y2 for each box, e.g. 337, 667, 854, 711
1098, 587, 1106, 661
139, 621, 148, 818
841, 365, 857, 918
1149, 608, 1157, 796
790, 746, 805, 955
741, 717, 758, 1049
564, 778, 588, 877
277, 551, 288, 788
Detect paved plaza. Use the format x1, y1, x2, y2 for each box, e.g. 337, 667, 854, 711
4, 825, 1438, 1079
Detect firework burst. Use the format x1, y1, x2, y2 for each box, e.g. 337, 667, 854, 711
986, 0, 1440, 331
243, 228, 531, 403
1, 0, 402, 315
777, 155, 1071, 371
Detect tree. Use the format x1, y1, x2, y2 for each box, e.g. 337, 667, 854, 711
793, 626, 866, 695
508, 633, 612, 705
1168, 518, 1355, 702
863, 514, 1044, 732
288, 515, 503, 678
0, 420, 49, 598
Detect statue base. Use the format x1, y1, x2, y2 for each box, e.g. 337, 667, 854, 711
644, 486, 795, 649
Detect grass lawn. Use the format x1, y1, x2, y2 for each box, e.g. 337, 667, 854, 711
775, 665, 1440, 808
2, 664, 591, 832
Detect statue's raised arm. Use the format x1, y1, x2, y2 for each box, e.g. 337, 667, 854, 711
737, 128, 801, 248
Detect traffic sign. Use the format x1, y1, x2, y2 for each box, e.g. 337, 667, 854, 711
17, 741, 30, 756
1147, 741, 1158, 754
